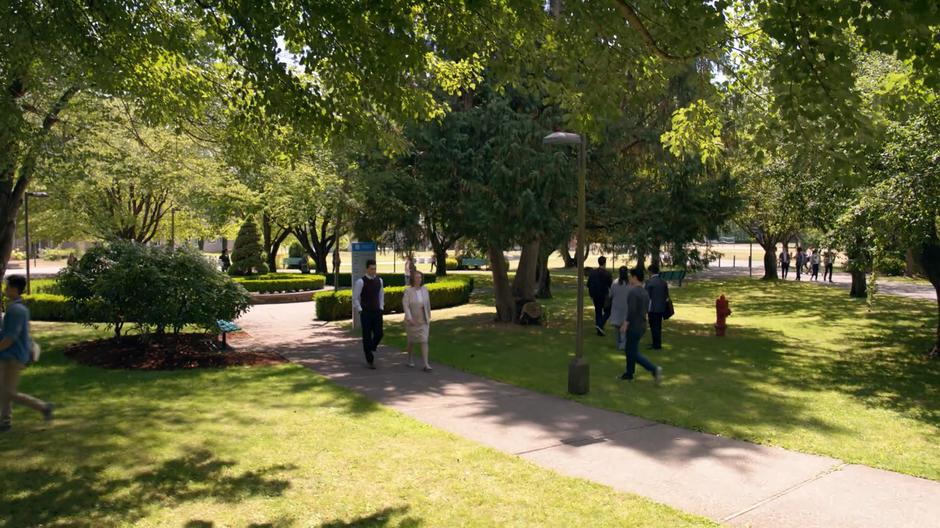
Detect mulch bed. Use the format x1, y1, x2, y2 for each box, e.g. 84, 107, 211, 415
65, 333, 285, 370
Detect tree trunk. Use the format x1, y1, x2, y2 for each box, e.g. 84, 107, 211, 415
432, 245, 448, 276
559, 242, 576, 268
913, 236, 940, 359
651, 241, 662, 268
512, 240, 540, 303
261, 214, 289, 272
762, 243, 778, 280
428, 230, 450, 277
536, 245, 552, 299
635, 247, 646, 274
850, 271, 867, 298
488, 244, 515, 323
262, 214, 274, 271
0, 85, 79, 278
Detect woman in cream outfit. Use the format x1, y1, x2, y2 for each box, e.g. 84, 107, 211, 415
403, 271, 432, 372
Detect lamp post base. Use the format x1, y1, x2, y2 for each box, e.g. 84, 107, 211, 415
567, 356, 589, 395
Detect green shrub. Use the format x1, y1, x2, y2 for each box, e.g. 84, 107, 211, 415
445, 258, 459, 270
58, 241, 251, 336
20, 294, 77, 322
234, 274, 325, 293
325, 273, 438, 288
39, 248, 76, 261
28, 278, 61, 295
876, 256, 906, 276
288, 242, 304, 258
10, 249, 26, 261
315, 277, 474, 321
229, 217, 268, 276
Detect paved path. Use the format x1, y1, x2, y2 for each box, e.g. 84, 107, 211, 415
239, 302, 940, 528
694, 268, 937, 301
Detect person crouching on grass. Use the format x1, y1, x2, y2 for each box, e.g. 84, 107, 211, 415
0, 275, 53, 432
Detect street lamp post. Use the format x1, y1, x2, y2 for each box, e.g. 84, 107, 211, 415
544, 131, 589, 395
24, 191, 50, 294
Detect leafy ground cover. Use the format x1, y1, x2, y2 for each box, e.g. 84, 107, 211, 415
381, 273, 940, 481
0, 323, 712, 527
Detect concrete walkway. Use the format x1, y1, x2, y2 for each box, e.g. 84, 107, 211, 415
239, 302, 940, 528
694, 268, 937, 301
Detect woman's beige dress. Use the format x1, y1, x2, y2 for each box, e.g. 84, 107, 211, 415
406, 299, 429, 343
404, 287, 430, 344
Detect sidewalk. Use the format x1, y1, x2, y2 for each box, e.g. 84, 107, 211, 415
694, 268, 937, 301
239, 302, 940, 528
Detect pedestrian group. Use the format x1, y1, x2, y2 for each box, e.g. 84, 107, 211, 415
589, 257, 666, 384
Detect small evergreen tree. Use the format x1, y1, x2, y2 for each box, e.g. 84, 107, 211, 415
229, 218, 268, 276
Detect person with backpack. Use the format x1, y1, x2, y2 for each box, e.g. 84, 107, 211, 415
0, 275, 53, 432
645, 263, 670, 350
587, 256, 613, 336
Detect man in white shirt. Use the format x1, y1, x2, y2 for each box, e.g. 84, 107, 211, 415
352, 260, 385, 369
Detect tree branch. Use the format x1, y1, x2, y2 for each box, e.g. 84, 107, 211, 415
612, 1, 702, 61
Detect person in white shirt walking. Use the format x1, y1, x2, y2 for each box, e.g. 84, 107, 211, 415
352, 260, 385, 369
403, 271, 432, 372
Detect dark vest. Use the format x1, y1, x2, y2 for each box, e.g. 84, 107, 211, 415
360, 276, 381, 312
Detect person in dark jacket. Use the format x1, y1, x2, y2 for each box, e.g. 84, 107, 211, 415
587, 256, 613, 336
645, 263, 669, 350
218, 249, 231, 273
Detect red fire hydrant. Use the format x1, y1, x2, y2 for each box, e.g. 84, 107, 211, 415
715, 295, 732, 336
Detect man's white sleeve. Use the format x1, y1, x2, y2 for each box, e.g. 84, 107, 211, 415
352, 278, 363, 312
379, 279, 385, 311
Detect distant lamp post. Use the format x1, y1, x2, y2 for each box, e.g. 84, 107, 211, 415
24, 191, 50, 294
543, 131, 589, 395
170, 207, 176, 249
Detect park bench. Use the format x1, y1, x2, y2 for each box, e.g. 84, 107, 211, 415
216, 319, 242, 349
460, 257, 487, 270
659, 270, 686, 286
283, 257, 310, 273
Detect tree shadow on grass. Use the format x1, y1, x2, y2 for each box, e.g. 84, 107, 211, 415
319, 506, 422, 527
0, 448, 293, 528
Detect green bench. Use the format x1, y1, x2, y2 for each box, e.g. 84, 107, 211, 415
659, 270, 687, 286
283, 257, 310, 273
460, 257, 487, 270
216, 319, 242, 349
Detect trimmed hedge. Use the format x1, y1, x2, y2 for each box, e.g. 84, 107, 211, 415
234, 274, 325, 293
19, 294, 77, 322
325, 273, 438, 288
315, 277, 474, 321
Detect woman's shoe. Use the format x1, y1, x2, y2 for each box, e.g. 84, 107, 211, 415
422, 366, 433, 373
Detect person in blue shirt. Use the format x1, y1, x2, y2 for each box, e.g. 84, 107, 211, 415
0, 275, 53, 432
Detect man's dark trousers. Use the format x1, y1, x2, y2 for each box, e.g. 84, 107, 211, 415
648, 312, 664, 349
360, 310, 384, 364
592, 295, 610, 331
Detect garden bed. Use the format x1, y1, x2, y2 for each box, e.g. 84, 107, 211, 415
65, 333, 284, 370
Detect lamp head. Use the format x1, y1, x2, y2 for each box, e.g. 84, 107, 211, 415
542, 131, 581, 145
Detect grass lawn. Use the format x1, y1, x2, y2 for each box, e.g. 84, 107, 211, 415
0, 323, 713, 528
381, 273, 940, 481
